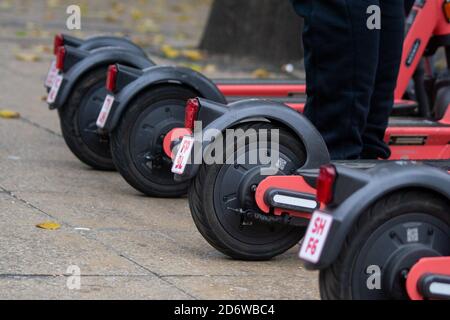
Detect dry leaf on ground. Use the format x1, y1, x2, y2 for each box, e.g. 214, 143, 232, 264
0, 109, 20, 119
36, 221, 61, 230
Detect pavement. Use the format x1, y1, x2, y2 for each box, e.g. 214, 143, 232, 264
0, 0, 317, 300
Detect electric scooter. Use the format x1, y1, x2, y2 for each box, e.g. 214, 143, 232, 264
45, 35, 154, 170
45, 34, 308, 172
299, 162, 450, 300
164, 0, 450, 260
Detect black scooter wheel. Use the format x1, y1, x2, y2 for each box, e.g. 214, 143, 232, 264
110, 85, 195, 197
189, 122, 307, 261
58, 68, 114, 170
320, 190, 450, 300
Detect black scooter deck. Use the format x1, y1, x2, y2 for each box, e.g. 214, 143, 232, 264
333, 159, 450, 171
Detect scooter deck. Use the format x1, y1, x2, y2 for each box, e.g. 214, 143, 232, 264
333, 159, 450, 171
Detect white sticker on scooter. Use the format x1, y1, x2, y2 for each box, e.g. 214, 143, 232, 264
96, 95, 115, 129
299, 211, 333, 264
45, 60, 58, 88
171, 136, 195, 175
47, 74, 63, 104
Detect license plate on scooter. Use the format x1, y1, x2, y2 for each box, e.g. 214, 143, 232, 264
171, 136, 195, 175
299, 211, 333, 264
45, 60, 58, 88
47, 74, 63, 104
96, 94, 115, 129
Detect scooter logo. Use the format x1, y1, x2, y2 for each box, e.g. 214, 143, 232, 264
66, 5, 81, 30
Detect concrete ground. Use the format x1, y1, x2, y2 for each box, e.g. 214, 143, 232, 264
0, 0, 317, 300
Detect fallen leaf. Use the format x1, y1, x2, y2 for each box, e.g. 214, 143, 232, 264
33, 45, 52, 54
136, 18, 159, 33
15, 30, 27, 38
252, 68, 270, 79
203, 64, 217, 74
104, 13, 119, 23
0, 109, 20, 119
130, 8, 143, 21
180, 63, 203, 73
46, 0, 60, 8
181, 49, 203, 61
15, 52, 41, 62
36, 221, 61, 230
161, 44, 180, 59
112, 2, 125, 14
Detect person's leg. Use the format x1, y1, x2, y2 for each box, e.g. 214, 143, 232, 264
292, 0, 380, 160
404, 0, 415, 15
361, 0, 405, 159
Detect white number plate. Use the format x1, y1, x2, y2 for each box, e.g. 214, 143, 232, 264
47, 74, 63, 104
299, 211, 333, 264
171, 136, 195, 175
96, 95, 115, 129
45, 60, 58, 88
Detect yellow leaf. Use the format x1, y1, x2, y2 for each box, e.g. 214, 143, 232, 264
203, 64, 217, 74
180, 63, 203, 73
15, 52, 41, 62
136, 18, 159, 33
112, 2, 125, 14
130, 8, 144, 21
161, 44, 180, 59
33, 45, 52, 54
152, 34, 165, 46
104, 13, 119, 23
36, 222, 60, 230
182, 49, 204, 61
0, 109, 20, 119
46, 0, 60, 9
252, 68, 270, 79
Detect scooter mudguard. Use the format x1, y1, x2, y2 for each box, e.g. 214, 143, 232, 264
78, 36, 147, 57
102, 66, 227, 132
304, 164, 450, 271
50, 48, 154, 110
175, 98, 330, 181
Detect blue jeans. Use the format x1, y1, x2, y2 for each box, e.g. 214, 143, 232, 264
291, 0, 405, 160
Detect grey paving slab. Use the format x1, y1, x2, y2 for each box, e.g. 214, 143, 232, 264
0, 276, 192, 300
166, 275, 320, 300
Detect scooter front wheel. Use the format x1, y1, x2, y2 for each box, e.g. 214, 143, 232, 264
189, 122, 307, 261
58, 68, 115, 170
319, 190, 450, 300
110, 85, 196, 197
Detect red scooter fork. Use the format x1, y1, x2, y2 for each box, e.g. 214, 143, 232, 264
163, 128, 192, 159
407, 257, 450, 300
255, 175, 318, 220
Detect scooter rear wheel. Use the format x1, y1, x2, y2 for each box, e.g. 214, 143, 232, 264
320, 190, 450, 300
110, 85, 196, 197
58, 68, 115, 170
189, 122, 307, 261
